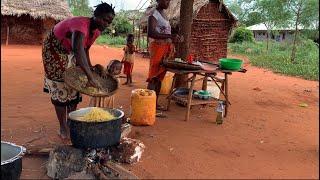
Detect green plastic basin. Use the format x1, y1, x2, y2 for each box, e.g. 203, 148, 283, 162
219, 58, 243, 70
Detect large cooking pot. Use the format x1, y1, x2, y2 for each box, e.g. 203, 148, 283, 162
1, 141, 26, 180
68, 107, 124, 149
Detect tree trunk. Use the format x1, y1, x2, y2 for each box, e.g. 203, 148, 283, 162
290, 2, 302, 63
132, 19, 135, 34
174, 0, 194, 88
266, 29, 270, 52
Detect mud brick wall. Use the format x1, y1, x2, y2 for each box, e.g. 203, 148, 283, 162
1, 15, 56, 45
190, 2, 233, 63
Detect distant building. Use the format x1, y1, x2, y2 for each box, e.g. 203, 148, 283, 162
246, 23, 303, 42
1, 0, 72, 45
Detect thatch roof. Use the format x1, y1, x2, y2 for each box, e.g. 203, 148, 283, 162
139, 0, 237, 27
1, 0, 72, 20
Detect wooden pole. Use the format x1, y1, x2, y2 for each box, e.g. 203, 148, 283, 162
185, 74, 196, 121
224, 73, 228, 117
138, 26, 141, 51
132, 19, 135, 34
6, 24, 9, 46
142, 34, 145, 51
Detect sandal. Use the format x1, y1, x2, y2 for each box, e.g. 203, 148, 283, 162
156, 111, 167, 118
156, 105, 167, 111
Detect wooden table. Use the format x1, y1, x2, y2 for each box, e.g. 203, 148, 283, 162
165, 66, 246, 121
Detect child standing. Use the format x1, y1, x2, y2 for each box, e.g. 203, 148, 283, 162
89, 60, 122, 108
122, 34, 135, 85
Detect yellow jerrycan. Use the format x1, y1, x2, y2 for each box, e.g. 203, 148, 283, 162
160, 72, 174, 95
130, 89, 156, 126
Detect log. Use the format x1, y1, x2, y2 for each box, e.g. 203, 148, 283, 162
46, 145, 85, 179
66, 170, 95, 179
90, 164, 110, 179
25, 147, 54, 156
104, 161, 139, 179
25, 144, 56, 156
121, 123, 132, 139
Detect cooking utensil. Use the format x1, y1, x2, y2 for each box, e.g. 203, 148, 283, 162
68, 107, 124, 149
171, 88, 196, 107
194, 90, 212, 100
162, 59, 202, 70
1, 141, 26, 180
219, 58, 243, 70
64, 67, 119, 97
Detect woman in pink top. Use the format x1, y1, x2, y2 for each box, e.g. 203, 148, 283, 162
42, 2, 115, 140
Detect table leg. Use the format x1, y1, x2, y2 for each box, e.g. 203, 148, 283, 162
224, 73, 228, 117
202, 75, 208, 90
185, 74, 196, 121
166, 75, 177, 111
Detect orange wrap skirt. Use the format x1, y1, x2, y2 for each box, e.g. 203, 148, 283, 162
147, 41, 174, 82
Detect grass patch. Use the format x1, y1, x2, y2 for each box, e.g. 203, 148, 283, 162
96, 34, 148, 49
96, 35, 126, 48
228, 40, 319, 81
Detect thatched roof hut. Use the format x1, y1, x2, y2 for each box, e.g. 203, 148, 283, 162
1, 0, 72, 45
138, 0, 237, 62
139, 0, 237, 28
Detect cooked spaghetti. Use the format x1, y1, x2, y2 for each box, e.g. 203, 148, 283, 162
80, 107, 115, 122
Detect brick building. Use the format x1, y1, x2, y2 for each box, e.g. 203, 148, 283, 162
139, 0, 237, 62
1, 0, 72, 45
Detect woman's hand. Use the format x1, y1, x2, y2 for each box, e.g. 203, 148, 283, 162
87, 76, 102, 89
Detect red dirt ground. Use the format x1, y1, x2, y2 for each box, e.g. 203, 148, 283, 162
1, 45, 319, 179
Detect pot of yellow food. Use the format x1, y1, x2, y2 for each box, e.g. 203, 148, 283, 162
68, 107, 124, 149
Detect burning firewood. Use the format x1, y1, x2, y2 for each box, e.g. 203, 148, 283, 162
45, 125, 142, 179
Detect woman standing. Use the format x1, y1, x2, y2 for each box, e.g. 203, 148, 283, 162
147, 0, 182, 110
42, 2, 115, 139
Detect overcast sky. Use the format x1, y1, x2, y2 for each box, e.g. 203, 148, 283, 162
88, 0, 151, 12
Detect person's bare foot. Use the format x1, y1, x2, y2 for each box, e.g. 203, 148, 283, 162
57, 128, 70, 140
122, 82, 128, 85
156, 105, 167, 111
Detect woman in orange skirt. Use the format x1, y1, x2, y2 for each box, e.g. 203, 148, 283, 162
147, 0, 182, 110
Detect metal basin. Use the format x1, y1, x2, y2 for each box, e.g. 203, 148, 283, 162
1, 141, 26, 180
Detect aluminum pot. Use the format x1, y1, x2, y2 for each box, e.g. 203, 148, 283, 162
1, 141, 26, 180
68, 107, 124, 149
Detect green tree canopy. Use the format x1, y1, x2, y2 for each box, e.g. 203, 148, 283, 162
252, 0, 291, 51
285, 0, 319, 62
67, 0, 93, 17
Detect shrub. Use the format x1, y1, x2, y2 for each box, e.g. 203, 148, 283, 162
112, 15, 133, 35
229, 27, 255, 43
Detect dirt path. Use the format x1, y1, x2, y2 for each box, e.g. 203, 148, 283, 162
1, 45, 318, 179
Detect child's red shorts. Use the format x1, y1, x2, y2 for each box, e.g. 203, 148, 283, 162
123, 61, 133, 75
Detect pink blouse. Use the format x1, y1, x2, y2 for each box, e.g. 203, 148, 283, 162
53, 16, 101, 53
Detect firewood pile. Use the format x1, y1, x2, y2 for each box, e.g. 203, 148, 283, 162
28, 123, 145, 179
